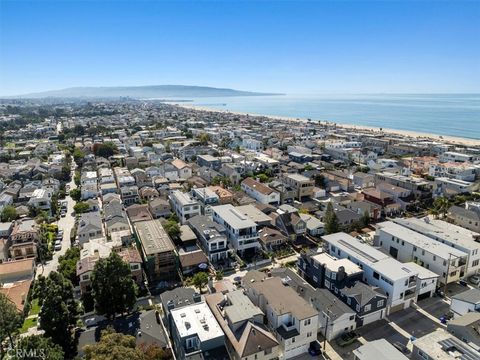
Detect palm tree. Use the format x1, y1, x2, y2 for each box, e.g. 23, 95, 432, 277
433, 196, 451, 218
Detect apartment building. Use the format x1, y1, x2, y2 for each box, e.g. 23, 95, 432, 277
322, 232, 422, 312
191, 187, 219, 217
134, 219, 177, 281
212, 204, 260, 255
244, 273, 319, 359
170, 190, 201, 224
188, 215, 229, 263
376, 221, 468, 285
394, 217, 480, 278
282, 174, 314, 201
241, 177, 280, 205
440, 151, 476, 163
429, 161, 477, 182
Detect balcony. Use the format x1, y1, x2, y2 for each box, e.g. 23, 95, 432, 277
404, 290, 416, 300
408, 279, 417, 288
238, 233, 258, 241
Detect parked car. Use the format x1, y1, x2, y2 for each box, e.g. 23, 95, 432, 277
393, 342, 411, 354
54, 243, 62, 251
469, 275, 480, 286
336, 331, 358, 347
308, 340, 322, 356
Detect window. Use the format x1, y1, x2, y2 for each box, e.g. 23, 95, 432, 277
304, 319, 311, 326
350, 315, 355, 320
473, 259, 479, 267
364, 304, 371, 312
291, 337, 295, 343
377, 300, 384, 307
313, 275, 318, 283
331, 272, 337, 280
264, 348, 272, 355
356, 304, 360, 312
373, 272, 380, 280
347, 298, 352, 305
307, 332, 312, 338
418, 350, 429, 360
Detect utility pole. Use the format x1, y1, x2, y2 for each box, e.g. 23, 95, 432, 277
322, 300, 335, 350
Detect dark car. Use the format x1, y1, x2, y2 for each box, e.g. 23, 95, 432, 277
308, 340, 322, 356
393, 342, 411, 354
336, 331, 358, 347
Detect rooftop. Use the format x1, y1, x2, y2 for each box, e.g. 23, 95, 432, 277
134, 220, 175, 255
212, 204, 257, 229
353, 339, 409, 360
224, 290, 264, 325
170, 302, 224, 342
311, 252, 362, 275
377, 221, 468, 259
413, 329, 480, 360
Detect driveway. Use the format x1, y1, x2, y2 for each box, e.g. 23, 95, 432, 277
357, 319, 408, 345
388, 307, 438, 339
37, 164, 77, 278
417, 296, 451, 319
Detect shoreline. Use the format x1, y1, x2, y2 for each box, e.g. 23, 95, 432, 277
172, 103, 480, 147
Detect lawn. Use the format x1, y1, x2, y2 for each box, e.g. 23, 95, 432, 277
20, 317, 37, 333
29, 298, 40, 316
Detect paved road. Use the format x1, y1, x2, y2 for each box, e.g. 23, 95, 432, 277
417, 296, 451, 319
388, 307, 438, 339
36, 164, 77, 278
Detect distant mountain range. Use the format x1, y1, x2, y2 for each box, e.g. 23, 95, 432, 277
10, 85, 281, 99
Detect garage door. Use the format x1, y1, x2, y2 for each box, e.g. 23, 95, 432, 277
389, 303, 405, 314
362, 310, 384, 325
417, 291, 432, 301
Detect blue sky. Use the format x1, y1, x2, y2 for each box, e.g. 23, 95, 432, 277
0, 0, 479, 95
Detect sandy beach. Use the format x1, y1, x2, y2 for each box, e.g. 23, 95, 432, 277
174, 103, 480, 147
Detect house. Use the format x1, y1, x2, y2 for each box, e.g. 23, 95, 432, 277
148, 197, 172, 219
433, 177, 478, 197
447, 312, 480, 351
375, 221, 468, 285
235, 204, 272, 228
353, 172, 375, 189
274, 204, 306, 241
241, 177, 280, 205
126, 204, 153, 223
103, 200, 129, 235
283, 174, 314, 200
170, 190, 201, 224
299, 213, 324, 237
81, 183, 98, 200
188, 215, 229, 263
27, 188, 52, 213
393, 217, 480, 278
205, 290, 281, 360
119, 185, 139, 205
258, 227, 287, 250
448, 205, 480, 233
243, 271, 319, 358
191, 187, 220, 216
171, 159, 192, 179
450, 288, 480, 318
0, 259, 35, 311
170, 302, 226, 360
9, 218, 40, 260
270, 267, 357, 341
139, 186, 159, 201
208, 186, 234, 204
178, 248, 209, 276
134, 220, 177, 281
212, 204, 260, 256
322, 232, 422, 312
197, 154, 221, 170
353, 339, 409, 360
76, 212, 104, 247
412, 329, 480, 360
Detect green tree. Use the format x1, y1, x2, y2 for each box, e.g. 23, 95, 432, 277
93, 142, 118, 158
91, 252, 137, 319
1, 205, 17, 222
73, 201, 89, 214
192, 272, 209, 293
38, 272, 78, 353
0, 292, 22, 350
360, 211, 370, 227
324, 202, 339, 235
70, 188, 81, 202
10, 335, 64, 360
257, 173, 270, 183
84, 329, 143, 360
433, 196, 451, 218
58, 247, 81, 286
73, 147, 85, 165
314, 174, 325, 187
163, 220, 180, 239
198, 132, 210, 145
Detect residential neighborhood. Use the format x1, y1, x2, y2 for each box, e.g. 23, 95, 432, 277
1, 99, 480, 360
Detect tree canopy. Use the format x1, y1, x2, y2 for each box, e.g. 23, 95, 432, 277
91, 252, 137, 319
83, 328, 172, 360
38, 272, 78, 354
324, 202, 340, 235
73, 201, 89, 214
69, 188, 81, 202
0, 205, 17, 222
191, 272, 209, 293
58, 247, 81, 286
93, 142, 118, 158
0, 292, 22, 349
10, 335, 64, 360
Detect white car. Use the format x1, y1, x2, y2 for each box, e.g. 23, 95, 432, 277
469, 275, 480, 286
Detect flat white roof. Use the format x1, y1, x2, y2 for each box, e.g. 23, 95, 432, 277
212, 204, 257, 229
377, 221, 468, 260
170, 302, 224, 342
311, 252, 362, 275
394, 217, 480, 251
322, 232, 417, 281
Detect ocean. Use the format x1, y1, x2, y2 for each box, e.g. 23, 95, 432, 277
173, 94, 480, 140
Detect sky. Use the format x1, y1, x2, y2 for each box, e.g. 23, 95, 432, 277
0, 0, 479, 96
